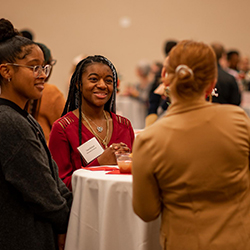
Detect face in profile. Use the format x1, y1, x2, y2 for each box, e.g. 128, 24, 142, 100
81, 62, 114, 108
6, 45, 46, 104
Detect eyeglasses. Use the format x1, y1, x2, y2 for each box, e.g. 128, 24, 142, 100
49, 59, 57, 66
5, 63, 52, 78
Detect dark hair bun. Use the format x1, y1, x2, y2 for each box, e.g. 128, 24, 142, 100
0, 18, 19, 43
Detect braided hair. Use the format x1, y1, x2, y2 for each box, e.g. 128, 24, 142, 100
62, 55, 118, 147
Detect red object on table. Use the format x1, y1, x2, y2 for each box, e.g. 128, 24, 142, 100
106, 169, 131, 175
81, 166, 118, 171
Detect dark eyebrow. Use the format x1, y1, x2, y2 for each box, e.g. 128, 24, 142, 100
88, 73, 113, 79
88, 73, 98, 77
106, 74, 113, 78
27, 59, 42, 65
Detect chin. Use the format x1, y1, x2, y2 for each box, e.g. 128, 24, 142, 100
32, 92, 43, 100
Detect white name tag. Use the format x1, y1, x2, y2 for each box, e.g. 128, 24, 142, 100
77, 137, 104, 164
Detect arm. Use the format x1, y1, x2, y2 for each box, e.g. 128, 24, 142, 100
132, 133, 162, 222
1, 117, 71, 234
148, 92, 162, 115
129, 121, 135, 149
49, 120, 118, 189
53, 159, 73, 210
49, 121, 75, 190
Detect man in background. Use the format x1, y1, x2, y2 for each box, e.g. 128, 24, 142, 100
211, 43, 241, 105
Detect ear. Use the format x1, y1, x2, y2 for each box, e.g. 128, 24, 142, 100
161, 56, 169, 78
0, 64, 12, 80
205, 79, 217, 96
161, 56, 170, 86
161, 66, 167, 79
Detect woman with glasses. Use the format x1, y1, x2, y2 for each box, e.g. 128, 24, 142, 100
26, 42, 65, 144
0, 18, 72, 250
49, 55, 135, 190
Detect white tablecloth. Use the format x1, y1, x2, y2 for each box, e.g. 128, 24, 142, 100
65, 168, 161, 250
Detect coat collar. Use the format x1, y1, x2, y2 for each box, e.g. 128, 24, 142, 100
0, 98, 28, 118
165, 100, 214, 117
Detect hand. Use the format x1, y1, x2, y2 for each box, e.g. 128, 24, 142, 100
97, 146, 117, 165
111, 142, 130, 155
97, 143, 130, 165
57, 234, 66, 250
154, 83, 165, 96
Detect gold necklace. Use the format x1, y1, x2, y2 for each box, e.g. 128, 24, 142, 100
83, 114, 104, 133
81, 110, 109, 148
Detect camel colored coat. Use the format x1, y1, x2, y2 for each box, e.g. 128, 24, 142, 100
132, 100, 250, 250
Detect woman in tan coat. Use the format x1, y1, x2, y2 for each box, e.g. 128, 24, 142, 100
132, 40, 250, 250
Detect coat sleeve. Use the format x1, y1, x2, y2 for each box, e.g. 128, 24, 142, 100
132, 132, 162, 222
0, 114, 72, 234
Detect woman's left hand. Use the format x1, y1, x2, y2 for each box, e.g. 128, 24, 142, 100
109, 142, 130, 154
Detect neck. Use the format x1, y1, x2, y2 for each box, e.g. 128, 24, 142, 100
80, 106, 106, 120
0, 93, 27, 110
170, 92, 207, 105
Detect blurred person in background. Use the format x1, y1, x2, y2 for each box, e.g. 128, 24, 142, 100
227, 50, 240, 72
226, 49, 243, 91
124, 60, 152, 105
239, 55, 250, 91
145, 39, 177, 127
122, 59, 153, 128
210, 42, 241, 105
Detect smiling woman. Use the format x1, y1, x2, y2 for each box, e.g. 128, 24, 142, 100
49, 55, 135, 190
0, 18, 72, 250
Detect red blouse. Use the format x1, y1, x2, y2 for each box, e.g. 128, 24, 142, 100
49, 111, 134, 190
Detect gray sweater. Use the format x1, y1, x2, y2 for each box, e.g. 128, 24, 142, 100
0, 98, 72, 250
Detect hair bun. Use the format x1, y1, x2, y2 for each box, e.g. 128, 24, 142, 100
175, 65, 194, 79
0, 18, 19, 43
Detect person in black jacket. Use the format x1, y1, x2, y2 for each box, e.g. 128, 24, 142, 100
210, 43, 241, 105
0, 18, 72, 250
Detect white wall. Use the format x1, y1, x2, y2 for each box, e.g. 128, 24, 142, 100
1, 0, 249, 96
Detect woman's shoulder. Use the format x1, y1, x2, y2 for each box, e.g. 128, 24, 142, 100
211, 103, 246, 116
54, 111, 76, 130
0, 105, 26, 127
111, 112, 132, 128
